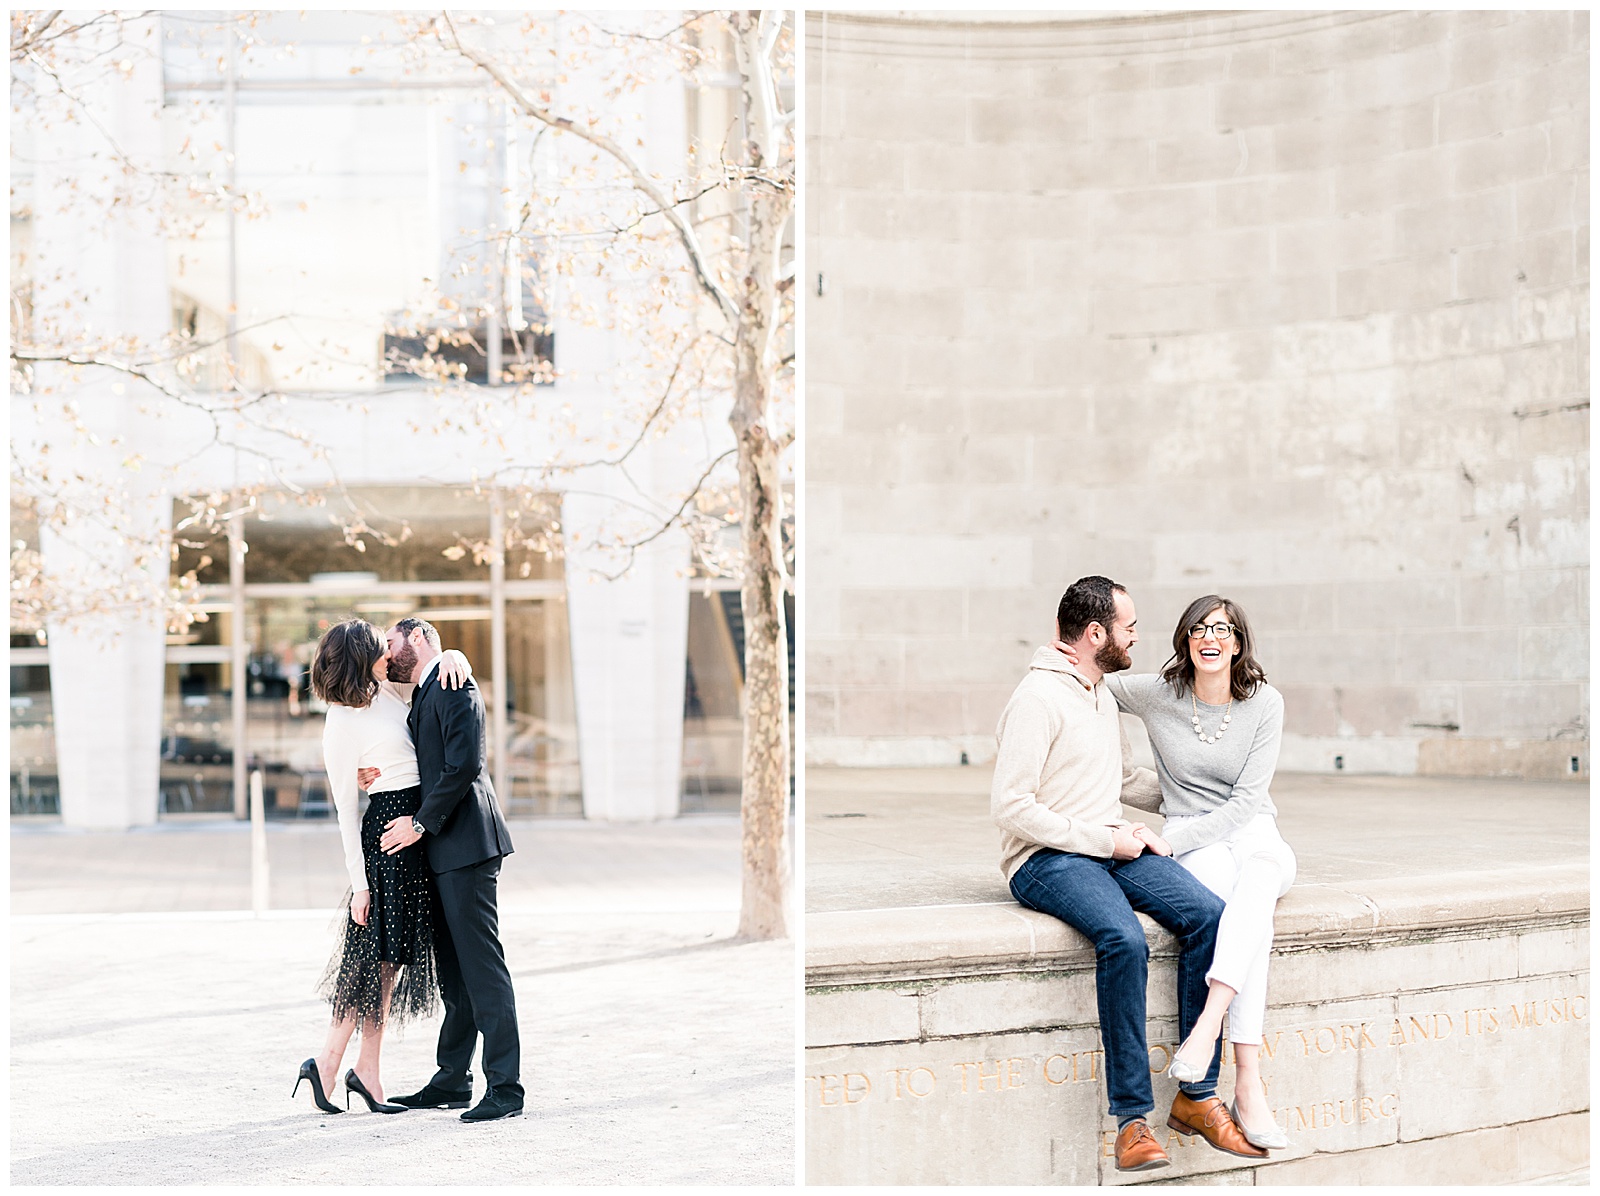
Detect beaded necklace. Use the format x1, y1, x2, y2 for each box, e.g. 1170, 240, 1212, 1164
1191, 691, 1233, 744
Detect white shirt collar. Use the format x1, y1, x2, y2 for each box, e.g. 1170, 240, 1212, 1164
415, 653, 443, 688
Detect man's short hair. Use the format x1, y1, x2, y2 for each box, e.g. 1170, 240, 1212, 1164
1056, 576, 1127, 642
393, 615, 441, 650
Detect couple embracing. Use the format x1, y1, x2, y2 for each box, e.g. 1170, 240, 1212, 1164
993, 575, 1297, 1172
291, 616, 523, 1123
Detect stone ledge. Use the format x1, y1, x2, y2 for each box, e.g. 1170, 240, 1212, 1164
806, 863, 1589, 988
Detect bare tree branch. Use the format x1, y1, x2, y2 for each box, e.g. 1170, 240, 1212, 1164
439, 9, 741, 327
589, 445, 738, 581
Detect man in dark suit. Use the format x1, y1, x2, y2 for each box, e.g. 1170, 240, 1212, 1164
378, 616, 523, 1122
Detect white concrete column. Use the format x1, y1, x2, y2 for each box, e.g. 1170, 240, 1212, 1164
41, 490, 171, 829
562, 489, 690, 821
24, 16, 172, 828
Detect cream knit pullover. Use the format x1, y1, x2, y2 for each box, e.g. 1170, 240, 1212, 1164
992, 646, 1163, 880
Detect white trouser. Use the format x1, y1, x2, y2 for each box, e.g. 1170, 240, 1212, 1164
1167, 813, 1297, 1046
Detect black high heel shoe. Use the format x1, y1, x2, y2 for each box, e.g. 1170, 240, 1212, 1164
293, 1058, 343, 1114
345, 1069, 408, 1114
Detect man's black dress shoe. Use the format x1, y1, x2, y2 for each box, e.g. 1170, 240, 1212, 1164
390, 1080, 473, 1110
460, 1087, 524, 1122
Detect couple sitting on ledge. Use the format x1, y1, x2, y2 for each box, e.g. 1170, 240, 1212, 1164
993, 575, 1297, 1172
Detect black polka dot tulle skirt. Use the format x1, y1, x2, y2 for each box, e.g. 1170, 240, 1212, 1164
316, 785, 439, 1027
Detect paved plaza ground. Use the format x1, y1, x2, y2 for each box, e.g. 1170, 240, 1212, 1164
11, 815, 795, 1186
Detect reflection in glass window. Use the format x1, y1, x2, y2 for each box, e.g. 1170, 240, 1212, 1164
160, 11, 556, 394
505, 599, 581, 816
11, 652, 56, 815
161, 657, 235, 815
681, 590, 795, 814
10, 500, 55, 815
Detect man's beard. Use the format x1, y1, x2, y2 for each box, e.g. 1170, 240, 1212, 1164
388, 641, 419, 684
1095, 640, 1132, 673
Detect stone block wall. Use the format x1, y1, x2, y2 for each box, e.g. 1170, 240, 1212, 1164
805, 869, 1590, 1184
805, 11, 1589, 778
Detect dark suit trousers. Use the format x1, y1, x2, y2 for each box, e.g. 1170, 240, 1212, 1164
429, 856, 522, 1097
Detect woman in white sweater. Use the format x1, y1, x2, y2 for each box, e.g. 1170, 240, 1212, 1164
1060, 595, 1296, 1150
292, 618, 469, 1115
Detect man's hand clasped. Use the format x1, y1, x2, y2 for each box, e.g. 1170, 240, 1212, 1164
1132, 824, 1174, 856
1112, 822, 1174, 860
1110, 825, 1146, 860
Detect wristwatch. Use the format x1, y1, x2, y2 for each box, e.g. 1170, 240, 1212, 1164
411, 817, 427, 838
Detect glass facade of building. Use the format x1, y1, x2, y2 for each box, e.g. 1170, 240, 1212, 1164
10, 484, 769, 820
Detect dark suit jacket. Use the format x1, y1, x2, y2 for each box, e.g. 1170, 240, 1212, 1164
408, 664, 514, 874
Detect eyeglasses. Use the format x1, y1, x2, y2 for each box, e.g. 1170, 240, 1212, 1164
1187, 622, 1237, 641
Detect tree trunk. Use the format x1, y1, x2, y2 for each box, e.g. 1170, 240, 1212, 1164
731, 11, 792, 940
730, 188, 791, 939
732, 396, 789, 940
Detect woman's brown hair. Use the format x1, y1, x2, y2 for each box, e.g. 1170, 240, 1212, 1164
1159, 595, 1268, 701
309, 619, 385, 709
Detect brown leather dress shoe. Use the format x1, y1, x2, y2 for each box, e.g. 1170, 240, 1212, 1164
1114, 1118, 1170, 1172
1167, 1091, 1270, 1159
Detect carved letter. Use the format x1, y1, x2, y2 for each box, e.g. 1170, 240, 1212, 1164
1388, 1019, 1407, 1046
1574, 995, 1587, 1020
1007, 1058, 1026, 1090
1486, 1008, 1500, 1033
844, 1073, 871, 1104
1044, 1054, 1071, 1086
907, 1067, 936, 1098
1147, 1043, 1171, 1074
1261, 1030, 1283, 1059
1433, 1013, 1453, 1040
1340, 1024, 1360, 1052
1407, 1015, 1430, 1042
955, 1061, 978, 1094
1360, 1022, 1378, 1048
1379, 1093, 1399, 1117
1360, 1095, 1378, 1122
1295, 1028, 1315, 1056
977, 1060, 1003, 1093
817, 1074, 841, 1107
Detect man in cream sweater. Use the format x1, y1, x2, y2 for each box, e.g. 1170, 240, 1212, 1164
994, 576, 1264, 1171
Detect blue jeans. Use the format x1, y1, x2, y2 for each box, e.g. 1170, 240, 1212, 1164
1010, 848, 1225, 1119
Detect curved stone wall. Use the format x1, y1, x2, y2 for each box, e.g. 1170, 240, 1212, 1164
806, 10, 1589, 777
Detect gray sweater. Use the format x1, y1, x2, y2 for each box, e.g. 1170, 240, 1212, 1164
1104, 673, 1283, 857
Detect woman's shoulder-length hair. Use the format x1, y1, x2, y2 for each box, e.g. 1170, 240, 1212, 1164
309, 619, 384, 709
1159, 594, 1268, 702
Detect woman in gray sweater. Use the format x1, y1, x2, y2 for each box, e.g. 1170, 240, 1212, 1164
1065, 595, 1295, 1150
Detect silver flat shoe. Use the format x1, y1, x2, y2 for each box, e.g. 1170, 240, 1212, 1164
1229, 1097, 1289, 1150
1165, 1054, 1207, 1083
1165, 1036, 1210, 1082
